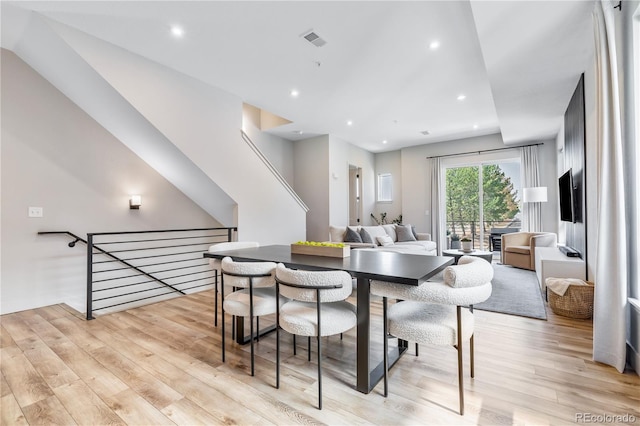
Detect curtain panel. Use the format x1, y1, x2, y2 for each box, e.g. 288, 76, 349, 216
520, 145, 542, 232
593, 0, 628, 373
429, 157, 443, 255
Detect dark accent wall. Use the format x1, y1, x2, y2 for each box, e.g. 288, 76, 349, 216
564, 74, 587, 270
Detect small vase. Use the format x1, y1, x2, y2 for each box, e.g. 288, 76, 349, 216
461, 241, 472, 252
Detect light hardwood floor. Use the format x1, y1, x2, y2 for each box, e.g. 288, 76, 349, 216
2, 290, 639, 425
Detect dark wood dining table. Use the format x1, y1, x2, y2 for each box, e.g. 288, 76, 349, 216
204, 244, 453, 394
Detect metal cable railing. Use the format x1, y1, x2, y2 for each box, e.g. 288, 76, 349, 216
40, 227, 237, 319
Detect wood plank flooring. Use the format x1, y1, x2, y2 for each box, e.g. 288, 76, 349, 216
2, 290, 639, 425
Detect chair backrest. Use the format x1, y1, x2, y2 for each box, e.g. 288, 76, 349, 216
371, 256, 493, 306
209, 241, 259, 268
220, 257, 276, 288
275, 264, 352, 302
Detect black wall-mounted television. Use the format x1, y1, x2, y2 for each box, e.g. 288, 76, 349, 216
558, 169, 575, 223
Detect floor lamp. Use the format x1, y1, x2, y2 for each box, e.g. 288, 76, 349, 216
522, 187, 547, 231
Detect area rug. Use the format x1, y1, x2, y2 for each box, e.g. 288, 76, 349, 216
475, 264, 547, 320
429, 263, 547, 320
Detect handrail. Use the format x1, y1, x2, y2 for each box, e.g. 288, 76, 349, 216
39, 227, 237, 319
241, 130, 309, 212
39, 231, 187, 297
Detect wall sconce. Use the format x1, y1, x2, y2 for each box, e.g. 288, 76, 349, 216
129, 195, 142, 209
522, 187, 548, 203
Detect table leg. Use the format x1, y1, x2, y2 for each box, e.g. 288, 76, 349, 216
356, 277, 371, 393
234, 317, 276, 345
356, 277, 406, 394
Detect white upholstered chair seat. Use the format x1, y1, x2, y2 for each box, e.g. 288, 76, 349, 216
279, 300, 357, 337
208, 241, 260, 327
388, 301, 474, 346
369, 255, 493, 415
370, 280, 492, 306
224, 287, 279, 317
275, 263, 356, 409
219, 256, 276, 377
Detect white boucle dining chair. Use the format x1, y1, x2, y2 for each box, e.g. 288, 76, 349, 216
370, 255, 493, 415
220, 256, 277, 377
208, 242, 259, 327
274, 264, 357, 410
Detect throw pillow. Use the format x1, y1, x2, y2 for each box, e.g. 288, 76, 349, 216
396, 224, 417, 242
359, 228, 374, 244
376, 235, 394, 246
344, 226, 363, 243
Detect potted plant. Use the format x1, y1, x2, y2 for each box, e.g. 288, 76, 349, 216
461, 236, 472, 252
450, 233, 461, 249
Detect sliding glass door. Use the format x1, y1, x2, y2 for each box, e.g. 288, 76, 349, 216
445, 160, 521, 250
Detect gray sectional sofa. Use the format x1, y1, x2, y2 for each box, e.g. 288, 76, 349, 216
329, 224, 437, 255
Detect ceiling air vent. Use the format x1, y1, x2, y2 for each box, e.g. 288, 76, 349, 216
420, 130, 431, 136
301, 30, 327, 47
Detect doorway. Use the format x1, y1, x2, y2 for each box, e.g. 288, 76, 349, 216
349, 165, 362, 226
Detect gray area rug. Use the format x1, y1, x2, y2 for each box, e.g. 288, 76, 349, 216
430, 263, 547, 320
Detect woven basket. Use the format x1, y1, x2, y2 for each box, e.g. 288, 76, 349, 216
547, 280, 594, 319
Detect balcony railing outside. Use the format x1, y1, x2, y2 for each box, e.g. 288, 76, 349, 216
446, 219, 521, 250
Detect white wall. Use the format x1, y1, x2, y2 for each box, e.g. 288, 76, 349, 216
294, 136, 330, 242
293, 134, 375, 241
242, 104, 295, 184
0, 50, 221, 314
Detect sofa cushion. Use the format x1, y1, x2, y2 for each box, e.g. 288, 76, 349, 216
382, 224, 397, 242
376, 235, 394, 246
396, 240, 437, 252
359, 228, 374, 244
361, 226, 388, 245
329, 225, 347, 243
344, 227, 363, 243
505, 245, 530, 255
396, 224, 417, 242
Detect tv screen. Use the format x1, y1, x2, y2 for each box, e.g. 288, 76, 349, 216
559, 169, 575, 222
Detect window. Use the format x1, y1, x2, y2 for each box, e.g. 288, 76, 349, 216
377, 173, 393, 202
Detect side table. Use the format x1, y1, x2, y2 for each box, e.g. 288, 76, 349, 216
535, 247, 586, 297
442, 249, 493, 264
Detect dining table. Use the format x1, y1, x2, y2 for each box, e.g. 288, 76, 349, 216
204, 244, 453, 394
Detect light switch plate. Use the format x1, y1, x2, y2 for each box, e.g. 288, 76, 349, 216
28, 207, 43, 217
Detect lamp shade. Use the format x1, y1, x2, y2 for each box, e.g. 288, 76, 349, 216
522, 187, 547, 203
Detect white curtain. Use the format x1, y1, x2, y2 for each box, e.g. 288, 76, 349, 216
429, 158, 443, 254
593, 0, 627, 373
520, 145, 542, 232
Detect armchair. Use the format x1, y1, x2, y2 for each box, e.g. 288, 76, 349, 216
501, 232, 557, 270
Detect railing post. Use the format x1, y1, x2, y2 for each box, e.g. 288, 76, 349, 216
227, 227, 233, 242
86, 233, 94, 320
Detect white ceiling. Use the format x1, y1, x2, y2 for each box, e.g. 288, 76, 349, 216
1, 1, 595, 153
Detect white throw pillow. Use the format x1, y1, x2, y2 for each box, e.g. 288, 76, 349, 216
376, 235, 394, 246
361, 226, 388, 245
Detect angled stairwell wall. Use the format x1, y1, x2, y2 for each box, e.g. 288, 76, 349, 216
9, 11, 306, 244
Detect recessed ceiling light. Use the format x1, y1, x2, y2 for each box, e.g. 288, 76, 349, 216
382, 140, 388, 144
292, 130, 304, 135
347, 120, 353, 126
429, 41, 440, 50
473, 124, 479, 130
290, 89, 299, 98
170, 26, 184, 38
457, 94, 466, 101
